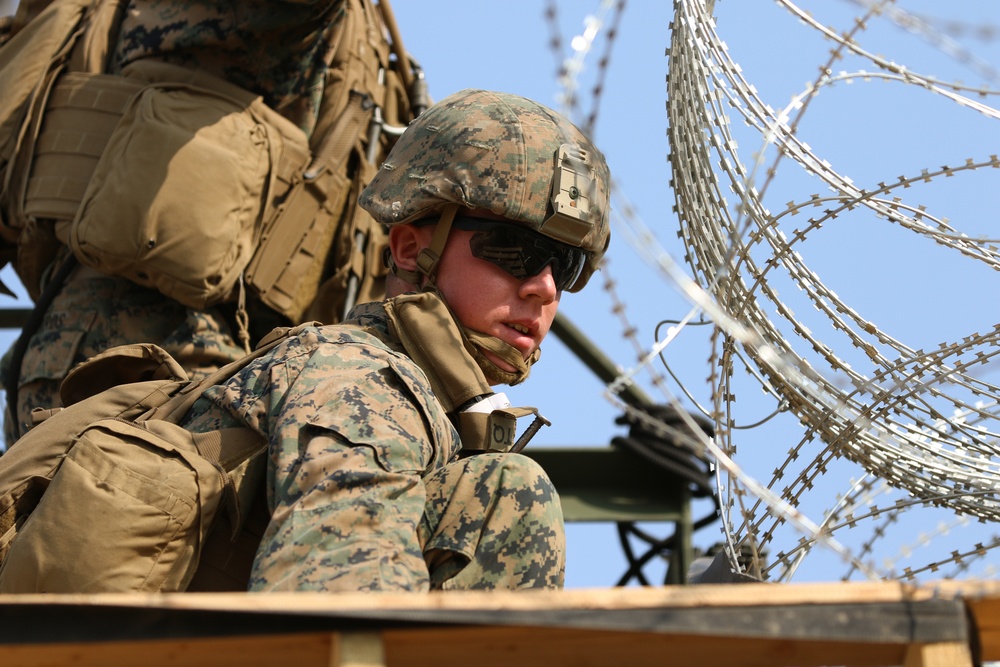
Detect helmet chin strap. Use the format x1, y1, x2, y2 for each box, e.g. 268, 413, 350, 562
415, 204, 459, 285
385, 204, 460, 286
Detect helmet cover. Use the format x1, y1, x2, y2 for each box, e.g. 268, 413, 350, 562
359, 88, 611, 291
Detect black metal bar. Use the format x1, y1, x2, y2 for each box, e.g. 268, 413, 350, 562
550, 311, 653, 411
0, 308, 30, 330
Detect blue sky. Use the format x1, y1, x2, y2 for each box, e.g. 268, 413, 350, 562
2, 1, 1000, 589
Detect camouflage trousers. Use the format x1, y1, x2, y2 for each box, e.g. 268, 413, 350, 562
1, 267, 256, 447
250, 450, 566, 592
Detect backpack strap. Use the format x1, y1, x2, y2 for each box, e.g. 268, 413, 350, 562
189, 425, 268, 538
191, 428, 266, 473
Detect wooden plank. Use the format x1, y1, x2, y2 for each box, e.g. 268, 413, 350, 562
0, 585, 969, 648
960, 593, 1000, 662
930, 580, 1000, 662
0, 631, 389, 667
0, 581, 995, 667
382, 625, 911, 667
902, 642, 974, 667
336, 632, 385, 667
0, 626, 918, 667
969, 597, 1000, 662
0, 581, 975, 617
0, 632, 336, 667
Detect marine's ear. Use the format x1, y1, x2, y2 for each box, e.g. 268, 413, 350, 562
388, 223, 431, 274
385, 223, 435, 293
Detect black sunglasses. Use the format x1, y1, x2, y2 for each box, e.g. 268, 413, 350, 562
449, 216, 587, 292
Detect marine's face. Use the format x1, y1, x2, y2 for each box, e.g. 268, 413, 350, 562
435, 224, 561, 373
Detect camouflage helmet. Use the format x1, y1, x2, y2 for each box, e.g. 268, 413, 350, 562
358, 88, 611, 292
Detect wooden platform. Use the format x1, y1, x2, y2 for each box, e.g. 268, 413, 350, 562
1, 581, 998, 666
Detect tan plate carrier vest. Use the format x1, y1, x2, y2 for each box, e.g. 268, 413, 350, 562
0, 0, 418, 326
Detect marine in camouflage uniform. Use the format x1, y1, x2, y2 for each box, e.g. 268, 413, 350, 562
2, 0, 347, 445
185, 88, 612, 591
184, 305, 565, 590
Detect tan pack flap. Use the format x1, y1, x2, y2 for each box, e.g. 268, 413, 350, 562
60, 342, 189, 407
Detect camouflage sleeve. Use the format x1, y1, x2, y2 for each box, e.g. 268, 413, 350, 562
420, 453, 567, 590
248, 330, 460, 592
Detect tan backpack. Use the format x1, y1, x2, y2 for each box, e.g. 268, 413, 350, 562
0, 0, 422, 325
0, 323, 309, 593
